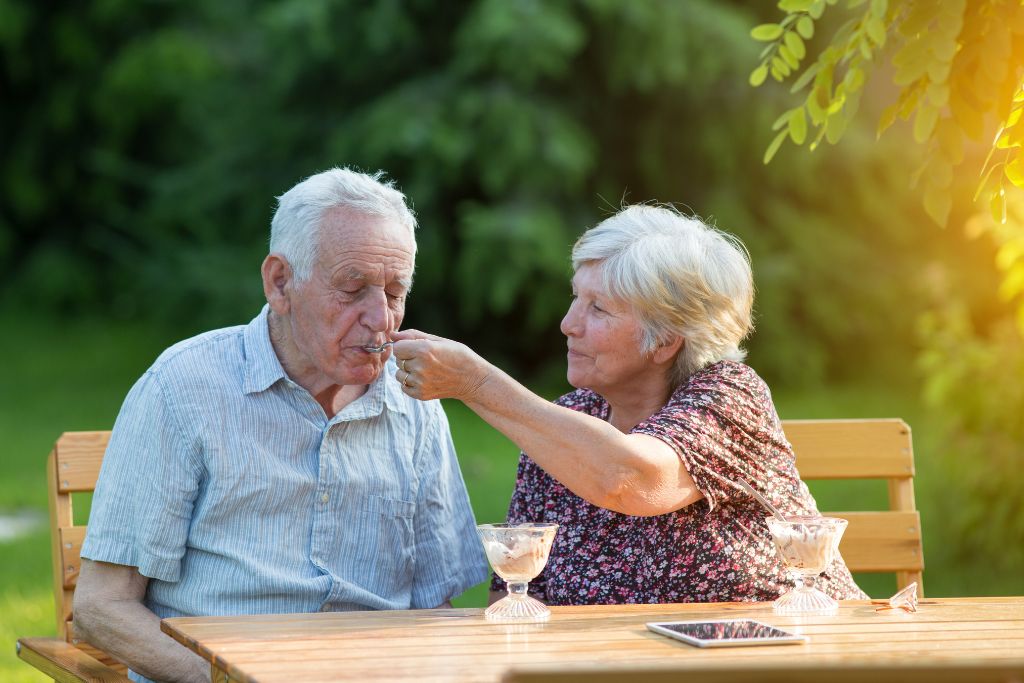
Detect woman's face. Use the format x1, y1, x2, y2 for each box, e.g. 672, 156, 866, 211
560, 262, 660, 395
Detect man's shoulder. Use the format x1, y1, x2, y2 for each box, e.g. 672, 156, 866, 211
149, 324, 247, 382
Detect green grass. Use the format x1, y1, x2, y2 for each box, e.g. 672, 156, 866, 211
2, 309, 1018, 680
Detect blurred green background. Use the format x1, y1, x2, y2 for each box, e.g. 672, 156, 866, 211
2, 1, 1022, 680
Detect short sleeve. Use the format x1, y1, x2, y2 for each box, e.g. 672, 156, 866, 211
632, 382, 776, 513
80, 370, 202, 582
490, 452, 550, 601
409, 402, 488, 608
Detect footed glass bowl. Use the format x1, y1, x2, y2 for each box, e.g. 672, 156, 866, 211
477, 523, 558, 622
766, 515, 847, 615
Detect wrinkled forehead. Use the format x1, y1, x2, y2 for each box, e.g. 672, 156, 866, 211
337, 263, 414, 289
316, 209, 415, 276
571, 260, 609, 293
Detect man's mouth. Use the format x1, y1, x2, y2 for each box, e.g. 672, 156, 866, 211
360, 341, 394, 353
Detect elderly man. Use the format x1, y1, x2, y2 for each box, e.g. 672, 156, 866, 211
75, 168, 487, 683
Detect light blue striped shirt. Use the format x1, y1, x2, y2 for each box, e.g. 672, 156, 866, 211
82, 306, 486, 680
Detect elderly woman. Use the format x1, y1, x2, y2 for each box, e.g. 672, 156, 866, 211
391, 205, 866, 605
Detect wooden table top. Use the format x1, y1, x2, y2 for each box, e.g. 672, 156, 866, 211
162, 597, 1024, 683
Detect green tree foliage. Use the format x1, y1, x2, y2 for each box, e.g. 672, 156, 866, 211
749, 0, 1024, 580
0, 0, 983, 390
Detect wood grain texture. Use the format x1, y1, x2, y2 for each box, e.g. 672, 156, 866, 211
15, 638, 130, 683
60, 526, 86, 589
54, 431, 109, 493
161, 599, 1024, 683
829, 511, 924, 571
783, 419, 913, 479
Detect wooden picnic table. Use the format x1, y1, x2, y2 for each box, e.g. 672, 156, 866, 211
162, 597, 1024, 682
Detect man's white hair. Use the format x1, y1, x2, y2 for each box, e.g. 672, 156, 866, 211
571, 204, 754, 387
269, 167, 417, 281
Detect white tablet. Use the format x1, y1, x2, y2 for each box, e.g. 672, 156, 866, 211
646, 619, 808, 648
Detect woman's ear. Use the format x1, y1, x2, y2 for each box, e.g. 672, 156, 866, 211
652, 335, 684, 365
262, 254, 293, 315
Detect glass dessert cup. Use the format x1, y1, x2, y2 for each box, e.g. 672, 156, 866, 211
477, 523, 559, 622
766, 515, 848, 616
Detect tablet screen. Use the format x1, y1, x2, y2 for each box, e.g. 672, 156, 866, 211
654, 620, 797, 641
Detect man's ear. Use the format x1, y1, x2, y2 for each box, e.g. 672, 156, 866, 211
652, 335, 684, 365
262, 254, 293, 315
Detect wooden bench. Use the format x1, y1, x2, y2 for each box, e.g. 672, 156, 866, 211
17, 431, 129, 681
17, 420, 924, 679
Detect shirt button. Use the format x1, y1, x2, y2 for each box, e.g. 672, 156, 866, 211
320, 493, 330, 504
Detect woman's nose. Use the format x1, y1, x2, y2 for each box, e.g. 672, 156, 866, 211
560, 301, 580, 337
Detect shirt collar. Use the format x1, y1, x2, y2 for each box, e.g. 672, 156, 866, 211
243, 305, 408, 416
243, 305, 288, 394
382, 355, 409, 415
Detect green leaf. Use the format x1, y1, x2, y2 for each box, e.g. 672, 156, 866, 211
843, 66, 865, 91
824, 110, 847, 143
936, 117, 964, 164
806, 87, 826, 123
924, 184, 952, 226
779, 0, 814, 10
779, 44, 800, 69
809, 0, 826, 19
877, 102, 899, 138
871, 0, 888, 17
788, 106, 808, 144
749, 64, 769, 87
913, 104, 939, 143
751, 23, 785, 41
784, 31, 806, 59
764, 129, 789, 164
772, 109, 794, 131
1005, 156, 1024, 187
771, 55, 791, 77
865, 17, 886, 46
790, 62, 820, 93
927, 82, 950, 107
797, 17, 815, 39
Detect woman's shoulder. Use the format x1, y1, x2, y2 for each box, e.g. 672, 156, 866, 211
662, 360, 778, 427
677, 360, 770, 401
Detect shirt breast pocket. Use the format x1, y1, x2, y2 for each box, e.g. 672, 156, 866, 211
344, 493, 416, 598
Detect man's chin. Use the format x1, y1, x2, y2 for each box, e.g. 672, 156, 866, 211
337, 361, 384, 386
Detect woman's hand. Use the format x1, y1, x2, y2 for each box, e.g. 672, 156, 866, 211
390, 330, 493, 402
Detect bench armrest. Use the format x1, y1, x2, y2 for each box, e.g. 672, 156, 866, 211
16, 637, 131, 683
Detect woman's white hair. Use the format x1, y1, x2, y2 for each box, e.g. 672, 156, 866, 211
571, 204, 754, 387
269, 167, 417, 281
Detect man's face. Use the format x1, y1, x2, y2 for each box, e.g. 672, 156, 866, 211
284, 208, 415, 387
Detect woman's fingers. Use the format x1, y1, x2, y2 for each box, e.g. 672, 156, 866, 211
390, 328, 442, 342
392, 336, 470, 400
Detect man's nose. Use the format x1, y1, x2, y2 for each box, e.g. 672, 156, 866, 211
361, 290, 392, 332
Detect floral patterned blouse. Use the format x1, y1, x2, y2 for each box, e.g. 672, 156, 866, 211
491, 360, 868, 605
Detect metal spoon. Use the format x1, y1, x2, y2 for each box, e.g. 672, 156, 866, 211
361, 341, 394, 353
736, 478, 787, 522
